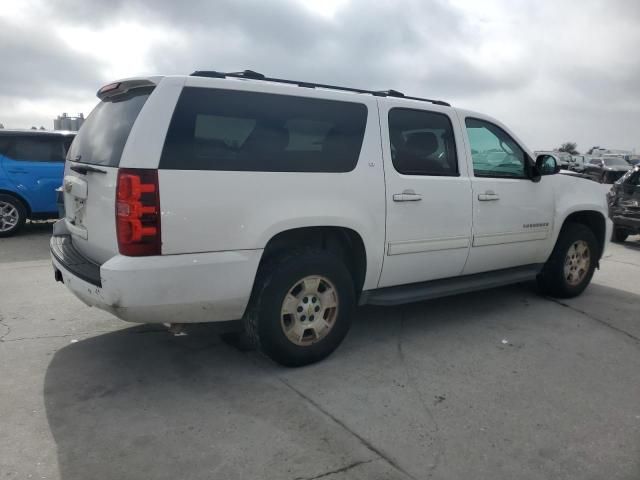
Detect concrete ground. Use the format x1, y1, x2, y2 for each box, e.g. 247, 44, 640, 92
1, 222, 639, 480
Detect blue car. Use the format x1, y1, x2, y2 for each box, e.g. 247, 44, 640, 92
0, 130, 75, 236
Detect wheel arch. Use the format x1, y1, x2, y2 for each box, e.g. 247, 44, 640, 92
559, 210, 607, 260
256, 226, 368, 297
0, 189, 32, 216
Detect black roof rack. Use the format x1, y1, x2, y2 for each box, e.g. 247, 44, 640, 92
189, 70, 451, 107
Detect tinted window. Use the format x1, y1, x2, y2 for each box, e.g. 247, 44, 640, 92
0, 138, 11, 156
465, 118, 527, 178
604, 157, 629, 167
160, 88, 368, 172
589, 159, 601, 165
5, 136, 67, 162
70, 87, 153, 167
388, 108, 458, 176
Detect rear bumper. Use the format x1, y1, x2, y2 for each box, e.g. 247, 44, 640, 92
51, 233, 263, 324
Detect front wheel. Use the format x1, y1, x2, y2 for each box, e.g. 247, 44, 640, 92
244, 249, 355, 367
537, 223, 598, 298
0, 194, 26, 237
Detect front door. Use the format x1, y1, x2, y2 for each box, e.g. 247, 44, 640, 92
378, 102, 473, 288
460, 116, 554, 274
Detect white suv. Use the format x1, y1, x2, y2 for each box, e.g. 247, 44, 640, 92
51, 70, 611, 366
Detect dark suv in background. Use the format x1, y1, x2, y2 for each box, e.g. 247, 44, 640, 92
584, 156, 631, 184
608, 165, 640, 242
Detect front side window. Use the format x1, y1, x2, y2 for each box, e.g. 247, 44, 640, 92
465, 118, 527, 179
6, 136, 66, 162
388, 108, 458, 176
160, 88, 368, 172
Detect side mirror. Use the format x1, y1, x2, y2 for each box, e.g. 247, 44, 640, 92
536, 154, 560, 175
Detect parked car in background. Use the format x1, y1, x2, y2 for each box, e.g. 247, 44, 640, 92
583, 156, 631, 184
607, 165, 640, 242
51, 71, 610, 366
0, 130, 75, 236
570, 155, 587, 172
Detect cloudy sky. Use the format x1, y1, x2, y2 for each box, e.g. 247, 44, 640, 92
1, 0, 639, 152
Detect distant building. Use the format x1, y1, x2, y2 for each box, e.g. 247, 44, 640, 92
53, 113, 84, 131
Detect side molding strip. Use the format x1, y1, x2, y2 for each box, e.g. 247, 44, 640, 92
388, 236, 470, 256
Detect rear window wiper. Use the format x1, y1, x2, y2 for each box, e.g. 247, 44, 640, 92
70, 164, 107, 175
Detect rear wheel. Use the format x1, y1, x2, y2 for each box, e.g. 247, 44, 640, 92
537, 223, 598, 298
244, 249, 354, 367
612, 227, 629, 243
0, 194, 26, 237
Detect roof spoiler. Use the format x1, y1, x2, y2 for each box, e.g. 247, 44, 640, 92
96, 78, 157, 100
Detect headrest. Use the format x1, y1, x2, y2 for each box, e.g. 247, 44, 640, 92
405, 132, 439, 156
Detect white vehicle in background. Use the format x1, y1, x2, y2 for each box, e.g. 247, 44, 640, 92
570, 155, 587, 172
51, 70, 611, 366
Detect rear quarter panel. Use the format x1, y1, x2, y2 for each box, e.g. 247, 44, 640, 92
158, 82, 386, 290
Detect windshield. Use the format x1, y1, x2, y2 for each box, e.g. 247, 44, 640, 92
604, 157, 630, 167
69, 87, 153, 167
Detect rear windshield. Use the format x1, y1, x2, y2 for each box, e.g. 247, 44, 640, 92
604, 157, 629, 167
159, 87, 368, 172
69, 87, 153, 167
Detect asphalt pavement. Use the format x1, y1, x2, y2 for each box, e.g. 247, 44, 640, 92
1, 222, 639, 480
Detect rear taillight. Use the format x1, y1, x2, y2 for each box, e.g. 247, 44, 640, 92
116, 168, 161, 256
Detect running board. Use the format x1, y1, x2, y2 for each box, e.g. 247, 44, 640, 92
360, 264, 543, 306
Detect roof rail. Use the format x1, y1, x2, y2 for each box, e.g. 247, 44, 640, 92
189, 70, 451, 107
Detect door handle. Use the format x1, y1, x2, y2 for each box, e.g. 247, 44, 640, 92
393, 190, 422, 202
478, 191, 500, 201
7, 169, 28, 174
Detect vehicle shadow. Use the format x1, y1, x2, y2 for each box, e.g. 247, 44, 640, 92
43, 283, 640, 480
619, 235, 640, 251
23, 219, 56, 233
1, 221, 55, 262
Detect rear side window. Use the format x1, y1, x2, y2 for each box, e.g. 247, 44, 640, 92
160, 87, 368, 172
69, 87, 153, 167
4, 136, 68, 162
388, 108, 458, 176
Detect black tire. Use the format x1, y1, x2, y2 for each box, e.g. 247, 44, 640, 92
612, 227, 629, 243
0, 194, 27, 237
537, 223, 598, 298
244, 249, 355, 367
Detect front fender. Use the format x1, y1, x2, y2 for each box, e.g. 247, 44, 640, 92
551, 174, 612, 255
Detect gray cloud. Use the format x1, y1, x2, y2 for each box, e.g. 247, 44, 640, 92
0, 18, 103, 99
1, 0, 639, 151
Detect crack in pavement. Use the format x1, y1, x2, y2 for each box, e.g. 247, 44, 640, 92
0, 327, 166, 344
601, 258, 640, 268
547, 297, 640, 344
0, 315, 11, 342
397, 307, 444, 477
277, 375, 418, 480
293, 459, 375, 480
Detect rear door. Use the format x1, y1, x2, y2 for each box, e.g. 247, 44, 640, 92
3, 135, 67, 213
63, 82, 159, 263
378, 101, 472, 288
